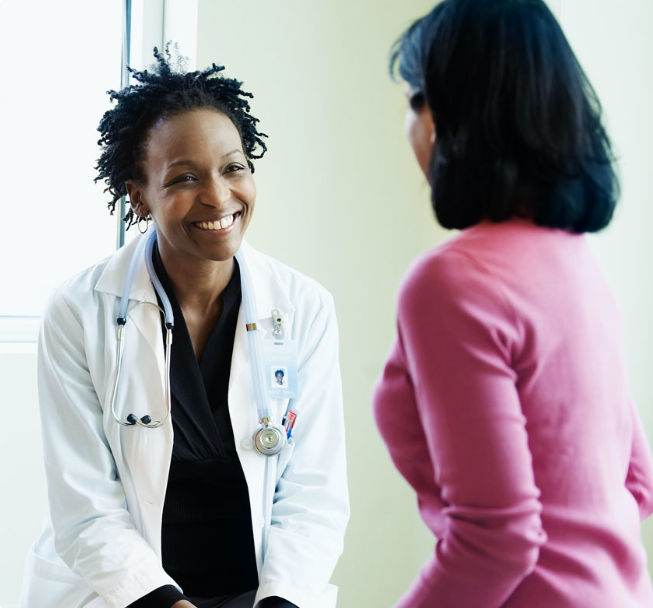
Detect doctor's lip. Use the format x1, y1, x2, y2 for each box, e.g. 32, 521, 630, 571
192, 211, 242, 231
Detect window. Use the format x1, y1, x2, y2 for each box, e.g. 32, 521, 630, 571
0, 0, 123, 321
0, 0, 197, 343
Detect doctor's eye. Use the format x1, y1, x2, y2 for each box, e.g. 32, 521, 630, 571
166, 174, 197, 187
224, 163, 246, 175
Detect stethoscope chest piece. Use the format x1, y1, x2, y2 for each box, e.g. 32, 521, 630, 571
114, 233, 289, 457
254, 418, 286, 456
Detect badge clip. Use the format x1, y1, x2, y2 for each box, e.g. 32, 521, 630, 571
263, 309, 298, 399
272, 308, 284, 340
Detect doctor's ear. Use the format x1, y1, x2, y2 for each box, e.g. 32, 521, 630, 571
125, 181, 150, 218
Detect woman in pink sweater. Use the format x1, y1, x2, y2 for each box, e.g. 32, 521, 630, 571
373, 1, 653, 606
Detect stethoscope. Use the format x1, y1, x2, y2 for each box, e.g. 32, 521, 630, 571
108, 227, 286, 457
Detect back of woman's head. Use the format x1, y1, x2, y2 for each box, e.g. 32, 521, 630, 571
391, 0, 618, 233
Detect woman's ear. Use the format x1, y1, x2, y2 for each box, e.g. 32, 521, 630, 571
125, 181, 150, 218
426, 108, 436, 146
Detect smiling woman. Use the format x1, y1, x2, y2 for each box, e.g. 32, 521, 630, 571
126, 112, 256, 263
126, 110, 258, 359
20, 47, 349, 608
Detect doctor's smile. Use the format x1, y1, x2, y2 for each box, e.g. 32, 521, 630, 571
192, 213, 240, 232
126, 109, 257, 268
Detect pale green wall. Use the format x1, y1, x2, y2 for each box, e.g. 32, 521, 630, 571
196, 0, 653, 605
555, 0, 653, 562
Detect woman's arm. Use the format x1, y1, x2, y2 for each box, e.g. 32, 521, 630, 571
626, 399, 653, 520
38, 290, 178, 607
381, 250, 546, 608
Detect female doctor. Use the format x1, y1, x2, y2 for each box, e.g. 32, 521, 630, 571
20, 47, 349, 608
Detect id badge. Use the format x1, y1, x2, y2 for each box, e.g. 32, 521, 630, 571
263, 339, 299, 399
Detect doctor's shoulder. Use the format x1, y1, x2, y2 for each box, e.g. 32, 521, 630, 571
246, 243, 336, 319
40, 252, 116, 333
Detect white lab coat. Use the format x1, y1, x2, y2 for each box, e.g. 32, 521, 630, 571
20, 235, 349, 608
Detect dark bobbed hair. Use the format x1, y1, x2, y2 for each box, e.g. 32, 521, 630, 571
390, 0, 618, 233
95, 44, 268, 228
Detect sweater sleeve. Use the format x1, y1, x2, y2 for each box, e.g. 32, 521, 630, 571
380, 250, 547, 608
626, 399, 653, 521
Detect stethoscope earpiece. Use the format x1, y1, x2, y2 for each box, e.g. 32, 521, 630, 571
125, 413, 154, 426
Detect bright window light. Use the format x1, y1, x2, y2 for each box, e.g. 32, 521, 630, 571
0, 0, 123, 317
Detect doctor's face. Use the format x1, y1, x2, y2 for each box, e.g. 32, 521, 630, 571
127, 108, 256, 266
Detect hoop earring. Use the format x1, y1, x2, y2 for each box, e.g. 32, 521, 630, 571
137, 215, 151, 234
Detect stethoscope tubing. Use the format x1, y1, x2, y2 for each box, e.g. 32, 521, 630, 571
111, 228, 173, 428
144, 231, 174, 328
234, 247, 273, 424
110, 229, 279, 442
117, 229, 150, 322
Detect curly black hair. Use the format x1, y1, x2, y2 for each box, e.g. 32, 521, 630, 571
95, 44, 268, 228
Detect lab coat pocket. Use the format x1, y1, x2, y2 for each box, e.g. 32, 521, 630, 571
275, 437, 295, 486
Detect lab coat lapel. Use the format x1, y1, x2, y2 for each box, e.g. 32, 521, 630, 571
227, 242, 296, 571
95, 234, 171, 549
229, 305, 250, 398
95, 234, 157, 305
228, 242, 296, 397
95, 234, 165, 382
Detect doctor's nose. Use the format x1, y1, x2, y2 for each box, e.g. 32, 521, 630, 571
202, 175, 231, 207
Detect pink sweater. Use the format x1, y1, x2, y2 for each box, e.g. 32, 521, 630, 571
373, 219, 653, 607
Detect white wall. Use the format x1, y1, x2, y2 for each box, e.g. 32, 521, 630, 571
2, 1, 652, 606
0, 349, 44, 603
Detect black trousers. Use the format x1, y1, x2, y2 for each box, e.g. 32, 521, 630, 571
189, 590, 257, 608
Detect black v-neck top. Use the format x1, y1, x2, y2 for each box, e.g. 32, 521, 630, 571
130, 244, 258, 606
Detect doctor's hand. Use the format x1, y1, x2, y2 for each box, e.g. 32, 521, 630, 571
171, 601, 197, 608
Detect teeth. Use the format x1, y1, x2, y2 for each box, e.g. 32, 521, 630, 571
197, 215, 235, 230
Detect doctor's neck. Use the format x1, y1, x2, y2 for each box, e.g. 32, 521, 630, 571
158, 245, 235, 316
157, 242, 236, 361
